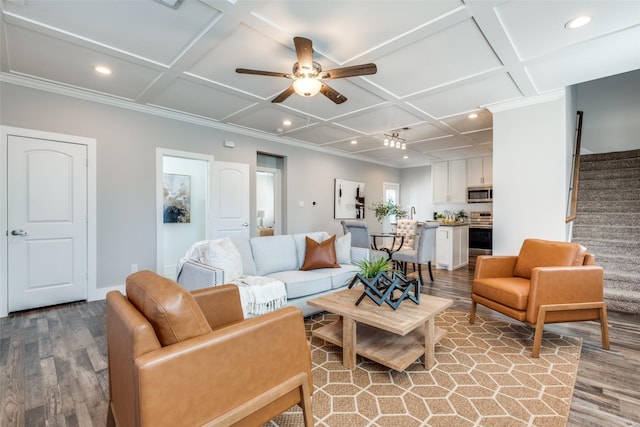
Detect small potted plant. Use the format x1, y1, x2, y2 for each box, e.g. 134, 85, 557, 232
455, 210, 468, 223
352, 257, 393, 280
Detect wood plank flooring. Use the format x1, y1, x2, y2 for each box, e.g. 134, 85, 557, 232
1, 265, 639, 426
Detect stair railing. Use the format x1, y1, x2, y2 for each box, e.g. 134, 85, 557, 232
566, 111, 584, 223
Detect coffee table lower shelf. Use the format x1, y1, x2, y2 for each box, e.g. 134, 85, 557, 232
312, 319, 447, 372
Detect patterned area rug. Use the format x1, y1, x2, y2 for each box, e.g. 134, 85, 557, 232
267, 310, 582, 427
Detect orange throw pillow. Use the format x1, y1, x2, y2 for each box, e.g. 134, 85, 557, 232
301, 235, 340, 271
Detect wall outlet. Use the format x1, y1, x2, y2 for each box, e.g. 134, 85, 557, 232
131, 264, 138, 273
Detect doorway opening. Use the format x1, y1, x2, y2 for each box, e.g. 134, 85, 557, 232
156, 149, 213, 279
257, 153, 285, 236
383, 181, 401, 223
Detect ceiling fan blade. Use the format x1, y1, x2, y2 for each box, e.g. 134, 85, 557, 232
320, 83, 347, 104
236, 68, 291, 78
293, 36, 314, 72
271, 85, 296, 103
320, 63, 377, 80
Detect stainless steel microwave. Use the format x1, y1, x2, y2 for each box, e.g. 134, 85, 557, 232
467, 186, 492, 203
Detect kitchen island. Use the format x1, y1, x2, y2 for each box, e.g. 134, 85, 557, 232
435, 223, 469, 271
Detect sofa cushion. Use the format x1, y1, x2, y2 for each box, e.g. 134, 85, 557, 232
251, 235, 298, 275
335, 233, 351, 264
207, 237, 243, 282
328, 264, 358, 289
126, 270, 211, 346
472, 276, 531, 310
513, 239, 582, 279
301, 235, 340, 271
293, 231, 329, 268
229, 236, 256, 276
266, 270, 332, 299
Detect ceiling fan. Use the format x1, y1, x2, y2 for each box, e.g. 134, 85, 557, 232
236, 36, 377, 104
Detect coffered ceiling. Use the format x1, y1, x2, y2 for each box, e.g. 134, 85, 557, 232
1, 0, 639, 167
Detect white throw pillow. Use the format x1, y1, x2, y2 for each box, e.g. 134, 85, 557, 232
205, 238, 243, 282
334, 233, 351, 265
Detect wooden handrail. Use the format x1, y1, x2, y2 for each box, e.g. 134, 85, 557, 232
566, 111, 583, 223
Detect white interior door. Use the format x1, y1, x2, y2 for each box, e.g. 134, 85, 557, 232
7, 135, 88, 312
212, 162, 250, 239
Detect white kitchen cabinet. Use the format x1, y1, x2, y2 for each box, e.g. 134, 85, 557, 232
435, 225, 469, 271
467, 156, 493, 186
432, 159, 467, 203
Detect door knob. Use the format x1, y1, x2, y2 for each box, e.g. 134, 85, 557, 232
11, 229, 29, 236
242, 222, 249, 227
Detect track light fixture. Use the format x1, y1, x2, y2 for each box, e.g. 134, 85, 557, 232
383, 132, 406, 150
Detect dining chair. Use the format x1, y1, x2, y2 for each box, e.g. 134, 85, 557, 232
341, 220, 388, 261
392, 219, 419, 251
391, 223, 438, 283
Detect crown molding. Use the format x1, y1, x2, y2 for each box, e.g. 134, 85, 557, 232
0, 72, 402, 168
486, 89, 567, 113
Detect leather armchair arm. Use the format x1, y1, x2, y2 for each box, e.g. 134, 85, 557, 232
133, 306, 312, 427
191, 284, 244, 329
525, 265, 604, 323
474, 256, 518, 279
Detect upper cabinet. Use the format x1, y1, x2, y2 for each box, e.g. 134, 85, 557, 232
467, 156, 493, 187
432, 159, 467, 203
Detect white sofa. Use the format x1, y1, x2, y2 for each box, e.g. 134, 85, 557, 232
176, 231, 368, 316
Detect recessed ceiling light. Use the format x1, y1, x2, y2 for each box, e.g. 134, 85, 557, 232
94, 65, 112, 75
467, 112, 478, 119
350, 140, 358, 145
403, 155, 408, 159
282, 119, 292, 126
565, 15, 592, 29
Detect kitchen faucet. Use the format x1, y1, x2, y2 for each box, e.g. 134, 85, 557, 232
410, 206, 416, 219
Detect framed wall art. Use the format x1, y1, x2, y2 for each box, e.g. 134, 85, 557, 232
163, 173, 191, 223
334, 178, 365, 219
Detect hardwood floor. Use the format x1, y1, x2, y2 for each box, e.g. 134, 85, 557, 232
1, 265, 639, 426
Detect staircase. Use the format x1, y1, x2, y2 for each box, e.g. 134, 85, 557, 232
572, 149, 640, 313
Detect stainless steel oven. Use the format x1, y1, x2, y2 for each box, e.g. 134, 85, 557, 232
469, 211, 493, 256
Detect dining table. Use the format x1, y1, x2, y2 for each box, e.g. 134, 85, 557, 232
369, 232, 405, 258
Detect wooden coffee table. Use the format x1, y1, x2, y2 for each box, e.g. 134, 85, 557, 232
308, 287, 453, 371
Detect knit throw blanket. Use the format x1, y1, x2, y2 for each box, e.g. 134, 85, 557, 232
232, 276, 287, 317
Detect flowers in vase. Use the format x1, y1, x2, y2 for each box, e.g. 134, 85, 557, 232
368, 199, 408, 223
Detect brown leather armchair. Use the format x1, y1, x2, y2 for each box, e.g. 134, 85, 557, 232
106, 270, 313, 427
470, 239, 610, 357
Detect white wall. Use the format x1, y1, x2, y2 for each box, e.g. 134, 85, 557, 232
0, 82, 399, 292
399, 166, 432, 221
577, 69, 640, 154
492, 90, 571, 255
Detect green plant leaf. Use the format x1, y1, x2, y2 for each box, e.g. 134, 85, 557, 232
352, 257, 393, 278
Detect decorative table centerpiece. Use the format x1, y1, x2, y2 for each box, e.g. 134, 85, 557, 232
369, 199, 407, 232
349, 258, 420, 310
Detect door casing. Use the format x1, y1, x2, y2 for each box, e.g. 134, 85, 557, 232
1, 126, 97, 317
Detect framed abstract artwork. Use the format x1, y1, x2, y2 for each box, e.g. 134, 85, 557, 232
163, 173, 191, 223
334, 179, 365, 219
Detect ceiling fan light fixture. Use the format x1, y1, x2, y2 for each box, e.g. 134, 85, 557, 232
293, 77, 322, 97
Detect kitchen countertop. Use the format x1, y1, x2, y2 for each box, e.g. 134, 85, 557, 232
436, 222, 469, 227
